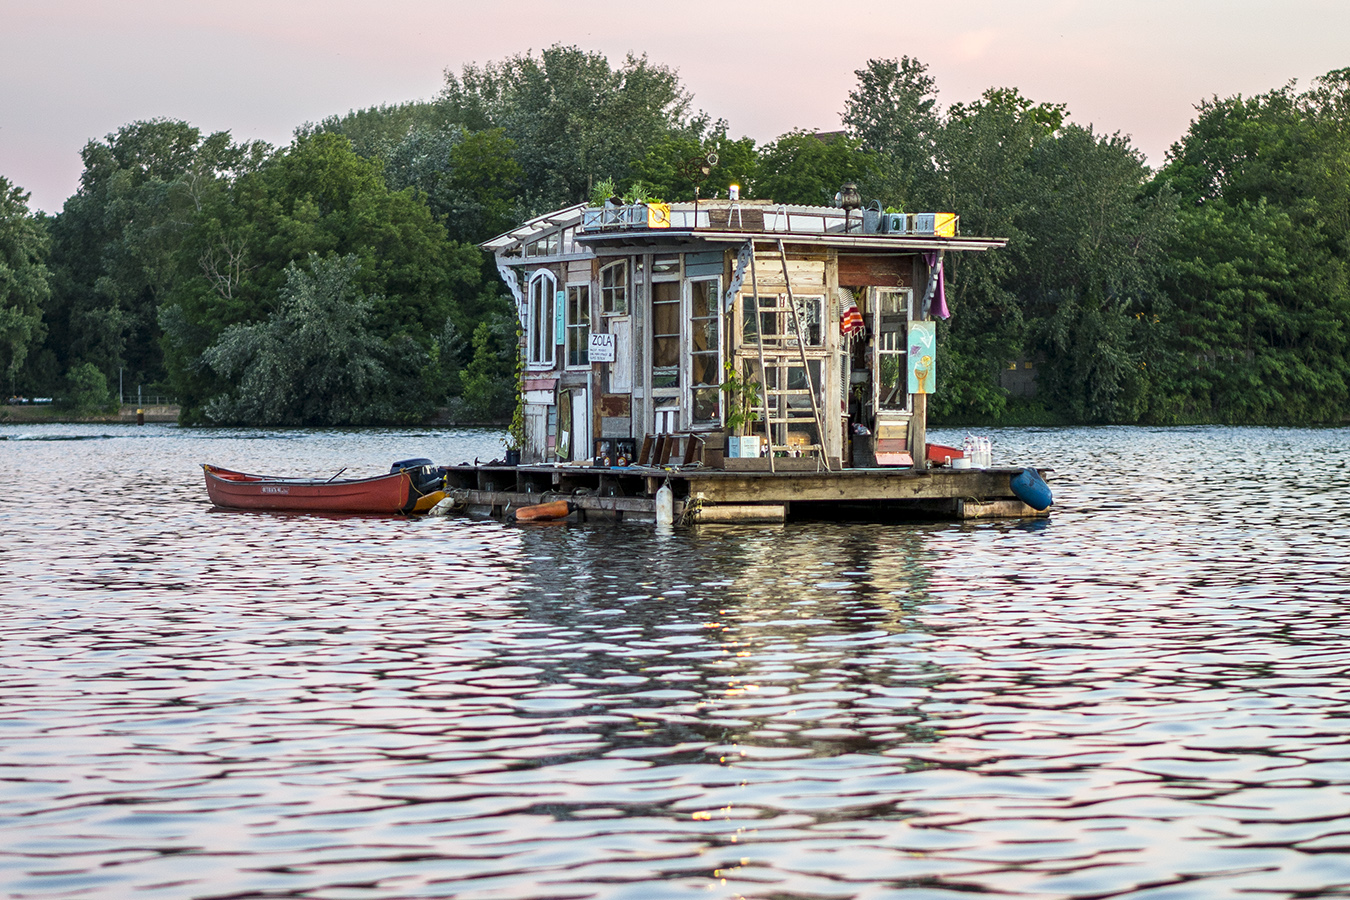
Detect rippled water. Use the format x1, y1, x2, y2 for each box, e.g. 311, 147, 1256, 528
3, 423, 1350, 899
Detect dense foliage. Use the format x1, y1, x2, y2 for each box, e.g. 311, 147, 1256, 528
0, 177, 49, 395
5, 47, 1349, 425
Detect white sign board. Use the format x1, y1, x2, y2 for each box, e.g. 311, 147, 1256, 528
588, 332, 616, 363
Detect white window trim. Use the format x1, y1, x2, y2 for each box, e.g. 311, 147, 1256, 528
564, 281, 591, 371
527, 270, 557, 369
600, 260, 628, 317
650, 265, 682, 398
685, 275, 724, 429
873, 286, 914, 413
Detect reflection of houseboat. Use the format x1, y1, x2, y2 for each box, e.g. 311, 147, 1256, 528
443, 196, 1048, 523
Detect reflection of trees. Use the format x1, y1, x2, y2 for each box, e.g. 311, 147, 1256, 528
504, 523, 947, 756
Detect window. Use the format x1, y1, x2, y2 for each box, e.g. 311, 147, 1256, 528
689, 279, 721, 424
565, 284, 590, 368
651, 281, 680, 389
527, 271, 556, 367
740, 294, 823, 347
875, 289, 911, 409
600, 261, 628, 315
793, 295, 824, 346
526, 232, 559, 257
652, 255, 680, 278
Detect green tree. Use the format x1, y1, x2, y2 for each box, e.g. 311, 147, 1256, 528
61, 361, 115, 413
455, 317, 517, 421
201, 254, 398, 425
0, 178, 50, 395
1024, 125, 1176, 422
842, 56, 942, 209
631, 125, 759, 201
439, 45, 698, 211
161, 132, 482, 422
298, 101, 450, 159
383, 125, 524, 243
43, 120, 267, 396
1152, 72, 1350, 423
754, 131, 875, 206
926, 88, 1064, 420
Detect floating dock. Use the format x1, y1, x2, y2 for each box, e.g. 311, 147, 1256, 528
441, 463, 1050, 524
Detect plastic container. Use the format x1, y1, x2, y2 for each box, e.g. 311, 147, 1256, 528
1011, 467, 1053, 511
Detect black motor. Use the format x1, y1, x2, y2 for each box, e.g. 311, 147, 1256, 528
391, 458, 443, 493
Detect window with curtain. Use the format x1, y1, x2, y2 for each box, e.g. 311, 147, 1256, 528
651, 281, 680, 389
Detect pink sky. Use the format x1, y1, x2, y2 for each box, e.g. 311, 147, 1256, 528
3, 0, 1348, 214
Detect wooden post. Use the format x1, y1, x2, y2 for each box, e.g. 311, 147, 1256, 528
910, 393, 926, 469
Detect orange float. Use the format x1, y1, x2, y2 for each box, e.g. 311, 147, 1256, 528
513, 500, 574, 522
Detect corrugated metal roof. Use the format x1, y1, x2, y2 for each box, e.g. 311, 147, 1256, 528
481, 201, 1007, 254
480, 202, 587, 252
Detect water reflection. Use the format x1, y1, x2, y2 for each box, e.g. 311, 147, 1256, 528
2, 424, 1350, 898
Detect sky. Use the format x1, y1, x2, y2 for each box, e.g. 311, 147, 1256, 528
3, 0, 1348, 214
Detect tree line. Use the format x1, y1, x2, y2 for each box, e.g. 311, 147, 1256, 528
2, 45, 1348, 425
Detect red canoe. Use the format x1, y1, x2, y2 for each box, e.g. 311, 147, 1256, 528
202, 464, 446, 514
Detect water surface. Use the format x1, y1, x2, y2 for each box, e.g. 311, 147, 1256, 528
2, 424, 1349, 899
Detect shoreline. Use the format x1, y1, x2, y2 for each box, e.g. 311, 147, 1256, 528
0, 405, 509, 428
0, 404, 180, 425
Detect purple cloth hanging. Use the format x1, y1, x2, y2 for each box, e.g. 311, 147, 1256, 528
923, 251, 949, 319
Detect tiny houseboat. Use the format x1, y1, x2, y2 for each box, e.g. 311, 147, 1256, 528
451, 194, 1047, 524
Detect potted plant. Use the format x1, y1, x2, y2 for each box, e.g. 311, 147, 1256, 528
719, 360, 761, 458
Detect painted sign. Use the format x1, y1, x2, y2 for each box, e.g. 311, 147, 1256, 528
555, 290, 566, 345
907, 320, 936, 394
588, 332, 616, 363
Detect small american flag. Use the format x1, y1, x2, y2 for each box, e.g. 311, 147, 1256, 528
841, 304, 864, 336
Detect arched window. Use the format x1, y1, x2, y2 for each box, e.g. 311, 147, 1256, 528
527, 271, 557, 367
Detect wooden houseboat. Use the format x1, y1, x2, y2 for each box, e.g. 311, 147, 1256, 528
447, 194, 1048, 524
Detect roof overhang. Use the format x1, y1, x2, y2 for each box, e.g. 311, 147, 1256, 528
575, 229, 1007, 253
480, 202, 587, 253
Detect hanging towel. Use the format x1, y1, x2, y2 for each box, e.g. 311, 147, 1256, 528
841, 304, 864, 336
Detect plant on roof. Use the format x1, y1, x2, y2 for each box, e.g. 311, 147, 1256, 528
622, 181, 663, 206
589, 177, 618, 207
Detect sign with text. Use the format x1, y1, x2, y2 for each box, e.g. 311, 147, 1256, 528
588, 332, 616, 363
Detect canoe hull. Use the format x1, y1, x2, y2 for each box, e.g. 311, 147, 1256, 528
203, 464, 433, 514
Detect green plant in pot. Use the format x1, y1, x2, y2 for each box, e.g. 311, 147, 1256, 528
720, 360, 762, 457
589, 177, 618, 207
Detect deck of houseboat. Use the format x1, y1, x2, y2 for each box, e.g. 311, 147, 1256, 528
441, 462, 1050, 524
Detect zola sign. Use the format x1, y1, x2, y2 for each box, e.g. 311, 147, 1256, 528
588, 333, 616, 363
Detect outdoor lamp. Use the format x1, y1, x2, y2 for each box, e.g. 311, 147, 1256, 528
839, 182, 862, 230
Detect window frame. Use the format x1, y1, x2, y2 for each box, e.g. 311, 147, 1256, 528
600, 260, 628, 316
686, 276, 723, 427
564, 281, 591, 369
527, 270, 557, 369
650, 261, 682, 395
873, 287, 913, 412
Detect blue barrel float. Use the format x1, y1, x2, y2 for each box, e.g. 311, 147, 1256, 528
1010, 467, 1053, 511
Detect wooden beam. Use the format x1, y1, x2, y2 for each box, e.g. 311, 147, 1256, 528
691, 504, 787, 523
956, 499, 1049, 520
683, 469, 1017, 503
